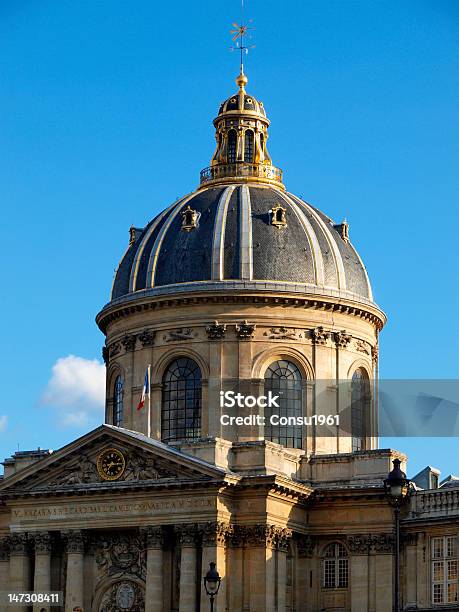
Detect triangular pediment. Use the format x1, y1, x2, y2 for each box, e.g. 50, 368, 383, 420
0, 425, 229, 495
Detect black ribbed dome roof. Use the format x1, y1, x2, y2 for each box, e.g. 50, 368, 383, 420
109, 184, 374, 306
217, 91, 267, 117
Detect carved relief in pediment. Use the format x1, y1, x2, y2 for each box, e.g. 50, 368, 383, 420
32, 447, 195, 489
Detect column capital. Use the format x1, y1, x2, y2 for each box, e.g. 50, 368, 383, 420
176, 524, 198, 547
9, 532, 29, 556
234, 524, 292, 550
0, 535, 10, 560
142, 526, 165, 549
32, 531, 52, 555
198, 521, 232, 547
64, 530, 86, 554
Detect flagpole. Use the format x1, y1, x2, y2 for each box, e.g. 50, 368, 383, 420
147, 364, 151, 437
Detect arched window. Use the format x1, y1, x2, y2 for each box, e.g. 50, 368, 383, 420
161, 357, 202, 443
260, 132, 264, 154
113, 375, 124, 426
227, 129, 237, 163
264, 360, 303, 449
244, 130, 254, 162
351, 368, 370, 451
323, 543, 348, 589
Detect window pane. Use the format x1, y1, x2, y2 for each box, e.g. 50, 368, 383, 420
351, 368, 369, 452
432, 538, 444, 559
161, 358, 202, 443
433, 561, 444, 582
323, 559, 335, 588
228, 130, 237, 163
244, 130, 254, 162
433, 583, 443, 604
448, 582, 458, 603
264, 360, 303, 449
448, 560, 458, 581
338, 559, 348, 588
113, 376, 124, 426
447, 536, 457, 558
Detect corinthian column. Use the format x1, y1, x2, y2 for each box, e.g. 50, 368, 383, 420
9, 533, 31, 612
33, 532, 52, 612
0, 536, 10, 593
199, 522, 230, 612
64, 530, 85, 612
144, 526, 164, 612
177, 524, 198, 612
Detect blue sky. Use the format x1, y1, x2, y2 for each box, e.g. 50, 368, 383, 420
1, 1, 458, 478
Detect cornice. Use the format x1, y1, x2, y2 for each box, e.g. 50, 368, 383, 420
96, 288, 386, 334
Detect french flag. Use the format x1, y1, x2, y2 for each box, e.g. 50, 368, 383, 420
137, 366, 150, 410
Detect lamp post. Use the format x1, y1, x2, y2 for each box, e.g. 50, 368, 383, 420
384, 458, 410, 612
203, 562, 221, 612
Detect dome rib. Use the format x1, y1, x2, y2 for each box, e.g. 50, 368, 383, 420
274, 189, 325, 287
128, 195, 189, 293
146, 192, 197, 288
287, 192, 348, 291
239, 185, 253, 280
211, 185, 236, 281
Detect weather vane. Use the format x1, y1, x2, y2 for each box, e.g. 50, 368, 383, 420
230, 0, 255, 75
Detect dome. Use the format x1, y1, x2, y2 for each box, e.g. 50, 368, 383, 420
109, 183, 373, 306
217, 91, 267, 118
102, 70, 376, 316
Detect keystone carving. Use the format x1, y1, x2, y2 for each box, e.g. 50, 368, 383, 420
138, 329, 156, 347
312, 326, 329, 345
206, 321, 227, 340
163, 328, 195, 342
334, 330, 352, 348
235, 321, 256, 340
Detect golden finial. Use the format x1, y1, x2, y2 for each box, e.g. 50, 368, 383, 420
230, 0, 254, 90
236, 70, 248, 91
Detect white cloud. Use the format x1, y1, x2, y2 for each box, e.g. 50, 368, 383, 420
42, 355, 105, 427
0, 415, 7, 433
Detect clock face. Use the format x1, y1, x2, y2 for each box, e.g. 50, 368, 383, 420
97, 448, 126, 481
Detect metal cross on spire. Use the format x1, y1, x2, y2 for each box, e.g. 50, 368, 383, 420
230, 0, 255, 76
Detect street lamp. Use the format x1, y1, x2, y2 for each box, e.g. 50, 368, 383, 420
384, 458, 410, 612
203, 562, 221, 612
